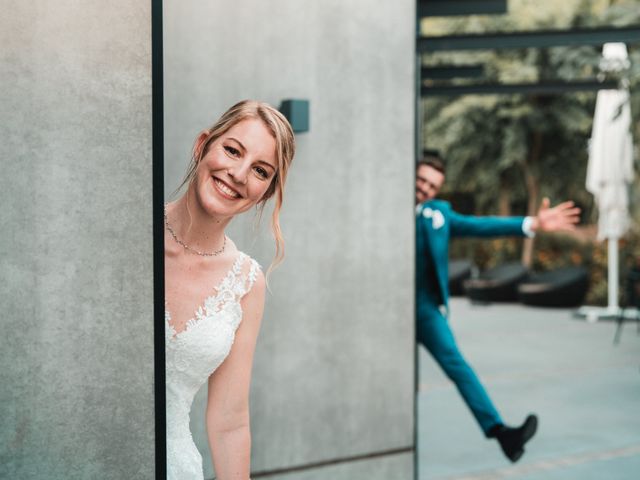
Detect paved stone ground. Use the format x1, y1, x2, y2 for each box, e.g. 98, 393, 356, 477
417, 298, 640, 480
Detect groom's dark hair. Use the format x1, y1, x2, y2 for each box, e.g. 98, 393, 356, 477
417, 149, 446, 175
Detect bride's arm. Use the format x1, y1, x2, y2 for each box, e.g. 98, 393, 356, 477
206, 270, 266, 480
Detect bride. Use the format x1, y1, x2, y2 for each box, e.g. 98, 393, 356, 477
164, 100, 295, 479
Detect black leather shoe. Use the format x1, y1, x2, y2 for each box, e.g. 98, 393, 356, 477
490, 414, 538, 462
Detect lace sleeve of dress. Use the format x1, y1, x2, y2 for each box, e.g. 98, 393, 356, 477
239, 257, 261, 298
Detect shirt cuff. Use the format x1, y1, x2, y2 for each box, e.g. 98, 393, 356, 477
522, 216, 536, 238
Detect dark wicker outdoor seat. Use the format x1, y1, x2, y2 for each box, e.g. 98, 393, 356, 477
517, 266, 589, 307
464, 262, 529, 303
449, 259, 473, 296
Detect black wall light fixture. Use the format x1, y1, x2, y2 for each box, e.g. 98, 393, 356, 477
279, 99, 310, 133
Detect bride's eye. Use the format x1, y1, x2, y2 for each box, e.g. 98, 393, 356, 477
224, 145, 240, 157
254, 166, 269, 179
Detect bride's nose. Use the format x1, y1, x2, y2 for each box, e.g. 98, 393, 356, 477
227, 163, 249, 185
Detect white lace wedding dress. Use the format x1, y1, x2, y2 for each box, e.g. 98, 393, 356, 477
165, 252, 260, 480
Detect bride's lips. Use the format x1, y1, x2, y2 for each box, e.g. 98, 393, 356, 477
212, 176, 242, 199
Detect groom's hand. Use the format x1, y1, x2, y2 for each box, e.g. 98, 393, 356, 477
531, 197, 581, 233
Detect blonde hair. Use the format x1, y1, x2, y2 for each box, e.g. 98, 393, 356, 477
177, 100, 296, 274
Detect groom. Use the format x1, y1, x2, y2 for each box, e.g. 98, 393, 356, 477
415, 151, 580, 462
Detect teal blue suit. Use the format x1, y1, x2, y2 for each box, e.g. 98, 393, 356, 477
416, 199, 526, 435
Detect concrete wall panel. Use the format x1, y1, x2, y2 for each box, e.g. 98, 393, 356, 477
0, 2, 155, 478
164, 1, 415, 477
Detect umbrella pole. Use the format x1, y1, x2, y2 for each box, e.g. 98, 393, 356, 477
575, 238, 623, 321
608, 238, 619, 313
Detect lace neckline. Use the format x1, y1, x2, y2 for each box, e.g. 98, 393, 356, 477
165, 252, 246, 340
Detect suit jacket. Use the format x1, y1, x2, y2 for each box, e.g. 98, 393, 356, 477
416, 199, 526, 308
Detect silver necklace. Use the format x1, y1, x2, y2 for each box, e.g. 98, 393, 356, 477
164, 205, 226, 257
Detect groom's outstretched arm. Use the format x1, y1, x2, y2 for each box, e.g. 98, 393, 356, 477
448, 207, 526, 238
448, 198, 580, 238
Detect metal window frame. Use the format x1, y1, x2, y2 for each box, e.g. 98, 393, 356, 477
422, 65, 485, 79
418, 25, 640, 52
421, 79, 619, 97
418, 0, 507, 18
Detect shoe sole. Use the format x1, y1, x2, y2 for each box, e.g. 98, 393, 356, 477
509, 448, 524, 463
521, 415, 538, 444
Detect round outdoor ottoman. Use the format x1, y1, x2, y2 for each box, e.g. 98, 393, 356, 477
517, 266, 589, 307
449, 259, 473, 297
464, 262, 529, 303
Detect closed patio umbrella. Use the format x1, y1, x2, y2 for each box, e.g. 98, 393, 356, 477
585, 42, 634, 317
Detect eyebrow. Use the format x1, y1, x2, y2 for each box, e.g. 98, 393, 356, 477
227, 136, 277, 170
417, 175, 440, 189
257, 160, 276, 171
227, 137, 246, 152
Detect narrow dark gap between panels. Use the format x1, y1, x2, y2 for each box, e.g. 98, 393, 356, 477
151, 0, 166, 478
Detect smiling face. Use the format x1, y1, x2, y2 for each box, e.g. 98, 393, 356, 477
415, 164, 445, 204
193, 118, 277, 219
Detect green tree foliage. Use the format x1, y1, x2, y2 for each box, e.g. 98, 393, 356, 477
422, 0, 640, 274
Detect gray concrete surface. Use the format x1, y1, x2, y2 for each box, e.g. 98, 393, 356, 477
163, 0, 416, 477
418, 298, 640, 480
0, 2, 155, 478
254, 451, 414, 480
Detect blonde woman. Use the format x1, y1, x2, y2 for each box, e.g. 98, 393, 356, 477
164, 100, 295, 479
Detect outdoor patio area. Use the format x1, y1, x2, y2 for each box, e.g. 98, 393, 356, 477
418, 297, 640, 480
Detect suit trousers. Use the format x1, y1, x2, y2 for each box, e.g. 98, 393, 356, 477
417, 299, 502, 435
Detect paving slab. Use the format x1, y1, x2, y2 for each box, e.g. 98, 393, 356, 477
417, 298, 640, 480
